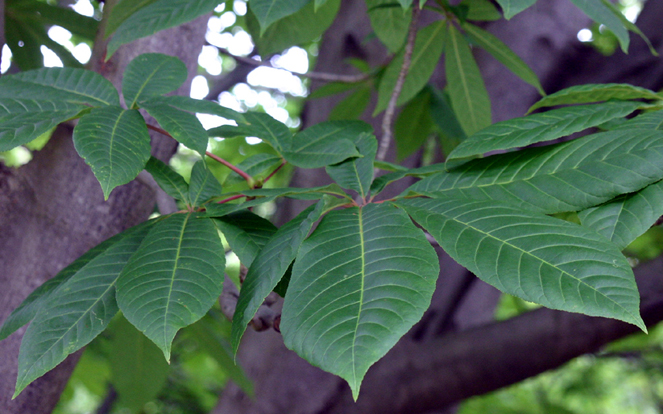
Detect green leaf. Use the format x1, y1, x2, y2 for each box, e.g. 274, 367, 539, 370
105, 0, 161, 37
445, 24, 492, 136
145, 95, 246, 124
5, 15, 43, 70
394, 89, 434, 160
73, 106, 152, 200
599, 0, 657, 56
462, 0, 501, 21
396, 196, 645, 329
326, 133, 377, 198
375, 20, 446, 114
248, 0, 341, 56
117, 214, 226, 361
0, 100, 85, 152
107, 0, 220, 58
145, 157, 190, 203
367, 0, 411, 53
448, 101, 642, 161
528, 84, 661, 113
230, 199, 336, 354
250, 0, 311, 33
410, 128, 663, 214
613, 109, 663, 131
188, 161, 223, 206
370, 163, 446, 195
224, 153, 282, 186
463, 22, 544, 95
141, 102, 208, 156
213, 211, 277, 268
0, 229, 134, 341
109, 315, 170, 411
0, 67, 119, 106
281, 203, 439, 399
309, 82, 359, 99
328, 86, 372, 121
122, 53, 187, 109
429, 86, 467, 156
579, 180, 663, 250
495, 0, 536, 19
211, 112, 292, 152
568, 0, 629, 52
14, 223, 153, 397
283, 121, 369, 168
10, 1, 99, 39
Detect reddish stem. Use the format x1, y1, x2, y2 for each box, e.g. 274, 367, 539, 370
263, 160, 287, 184
217, 194, 247, 204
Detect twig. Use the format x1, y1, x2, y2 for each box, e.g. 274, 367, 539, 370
263, 159, 287, 184
217, 194, 246, 204
217, 47, 371, 84
375, 5, 422, 163
145, 123, 254, 186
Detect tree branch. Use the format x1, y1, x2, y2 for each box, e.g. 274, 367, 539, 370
375, 5, 421, 163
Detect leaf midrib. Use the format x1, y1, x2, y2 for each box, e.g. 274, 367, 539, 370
448, 26, 478, 130
350, 207, 366, 390
163, 213, 190, 359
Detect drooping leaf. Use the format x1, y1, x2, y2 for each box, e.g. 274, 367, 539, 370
448, 101, 642, 161
396, 196, 645, 330
0, 229, 135, 341
224, 154, 283, 186
249, 0, 311, 33
366, 0, 411, 53
73, 106, 151, 199
281, 203, 439, 399
144, 157, 190, 203
141, 102, 208, 156
463, 22, 544, 95
568, 0, 629, 52
326, 133, 377, 198
230, 199, 334, 354
105, 0, 161, 37
410, 128, 663, 214
109, 315, 170, 411
247, 0, 341, 56
107, 0, 220, 58
0, 100, 85, 152
462, 0, 501, 21
14, 223, 153, 397
375, 20, 446, 114
528, 84, 661, 113
445, 24, 491, 136
188, 161, 223, 206
579, 180, 663, 250
283, 121, 368, 168
145, 95, 246, 124
494, 0, 536, 19
117, 214, 226, 361
122, 53, 187, 108
328, 86, 372, 121
213, 211, 277, 268
0, 67, 119, 106
599, 0, 657, 56
394, 89, 434, 160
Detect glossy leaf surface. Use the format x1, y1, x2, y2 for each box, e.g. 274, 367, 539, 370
281, 203, 439, 399
396, 196, 645, 330
117, 214, 226, 361
579, 180, 663, 250
14, 223, 152, 396
73, 106, 151, 199
448, 101, 642, 161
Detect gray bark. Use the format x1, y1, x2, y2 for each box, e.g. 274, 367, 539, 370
0, 13, 209, 414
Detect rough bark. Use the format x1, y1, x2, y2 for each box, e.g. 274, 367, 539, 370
0, 14, 209, 414
214, 1, 663, 414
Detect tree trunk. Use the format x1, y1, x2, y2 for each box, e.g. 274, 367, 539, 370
214, 1, 663, 413
0, 14, 209, 414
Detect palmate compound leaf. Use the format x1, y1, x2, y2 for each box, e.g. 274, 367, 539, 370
395, 196, 645, 331
122, 53, 187, 109
283, 120, 367, 168
410, 128, 663, 214
13, 222, 154, 397
280, 203, 439, 399
447, 101, 643, 161
578, 180, 663, 250
326, 133, 377, 198
213, 211, 277, 268
107, 0, 221, 58
528, 83, 662, 113
0, 67, 119, 106
116, 213, 226, 361
73, 106, 152, 200
0, 228, 138, 341
230, 199, 332, 354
